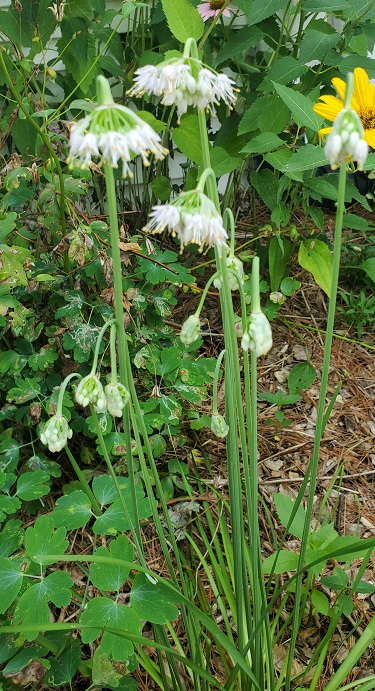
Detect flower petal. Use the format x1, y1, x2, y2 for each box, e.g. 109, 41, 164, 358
331, 78, 360, 111
364, 128, 375, 149
318, 126, 333, 140
354, 67, 375, 109
313, 95, 343, 122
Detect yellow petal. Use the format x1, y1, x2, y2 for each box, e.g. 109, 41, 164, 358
364, 128, 375, 149
331, 77, 360, 111
318, 126, 333, 140
313, 95, 343, 121
354, 67, 375, 109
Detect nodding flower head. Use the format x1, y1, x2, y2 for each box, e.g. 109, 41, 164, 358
40, 415, 73, 453
104, 382, 130, 417
180, 314, 201, 346
324, 108, 368, 169
128, 56, 238, 121
143, 189, 228, 252
75, 374, 107, 412
241, 311, 272, 357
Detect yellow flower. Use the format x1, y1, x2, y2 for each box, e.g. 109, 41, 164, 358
313, 67, 375, 149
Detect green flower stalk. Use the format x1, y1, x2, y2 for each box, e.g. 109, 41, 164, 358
241, 260, 272, 357
213, 254, 245, 291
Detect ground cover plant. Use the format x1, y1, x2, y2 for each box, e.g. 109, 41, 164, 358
0, 0, 375, 689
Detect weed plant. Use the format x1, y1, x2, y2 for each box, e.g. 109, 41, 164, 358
0, 1, 375, 690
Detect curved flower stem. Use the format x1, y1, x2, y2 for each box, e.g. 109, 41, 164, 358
65, 447, 102, 516
55, 372, 82, 417
212, 350, 226, 416
91, 318, 116, 375
286, 162, 347, 690
195, 270, 220, 316
109, 323, 118, 386
223, 207, 236, 256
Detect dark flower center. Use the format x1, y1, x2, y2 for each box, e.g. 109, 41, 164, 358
359, 106, 375, 130
209, 0, 226, 9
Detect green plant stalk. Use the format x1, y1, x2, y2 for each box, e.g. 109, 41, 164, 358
286, 162, 347, 690
323, 616, 375, 691
65, 447, 101, 516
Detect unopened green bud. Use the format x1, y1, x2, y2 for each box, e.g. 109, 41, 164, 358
211, 413, 229, 438
180, 314, 200, 346
75, 374, 107, 412
105, 382, 130, 417
214, 255, 245, 291
241, 311, 272, 357
40, 415, 73, 453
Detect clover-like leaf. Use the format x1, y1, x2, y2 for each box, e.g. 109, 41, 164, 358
0, 518, 24, 557
80, 597, 141, 661
45, 637, 81, 687
93, 494, 154, 536
24, 515, 68, 565
0, 556, 23, 614
16, 470, 50, 501
130, 574, 180, 624
51, 490, 92, 530
90, 535, 134, 591
0, 495, 21, 522
13, 583, 50, 640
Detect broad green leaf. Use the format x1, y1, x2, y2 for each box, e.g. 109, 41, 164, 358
288, 363, 316, 394
209, 147, 241, 177
241, 132, 284, 155
155, 346, 181, 376
93, 495, 154, 536
268, 236, 293, 291
251, 169, 278, 211
92, 645, 123, 688
161, 0, 204, 42
150, 176, 173, 201
304, 177, 338, 201
320, 567, 348, 591
280, 277, 301, 296
0, 519, 24, 557
173, 115, 203, 166
28, 347, 59, 371
0, 244, 31, 287
358, 258, 375, 284
260, 58, 307, 91
264, 148, 293, 170
80, 597, 141, 661
14, 583, 50, 640
16, 470, 50, 501
250, 0, 287, 23
90, 535, 134, 591
282, 145, 327, 173
0, 212, 17, 241
25, 515, 68, 565
298, 239, 332, 297
51, 490, 92, 530
45, 637, 81, 687
262, 549, 300, 574
1, 646, 47, 675
40, 571, 73, 607
0, 436, 20, 473
215, 25, 263, 67
258, 390, 301, 406
130, 573, 180, 624
92, 474, 131, 506
0, 350, 27, 375
299, 30, 340, 64
302, 0, 348, 9
325, 535, 373, 561
6, 378, 41, 404
362, 152, 375, 171
311, 589, 330, 615
274, 493, 307, 539
273, 83, 322, 130
57, 20, 98, 93
0, 557, 23, 614
0, 496, 21, 522
64, 0, 94, 20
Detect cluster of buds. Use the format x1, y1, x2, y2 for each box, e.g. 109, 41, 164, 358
241, 311, 272, 357
144, 189, 228, 252
127, 58, 238, 121
213, 255, 245, 291
180, 314, 201, 346
104, 382, 131, 417
40, 415, 73, 453
75, 374, 130, 418
324, 108, 368, 169
67, 77, 167, 177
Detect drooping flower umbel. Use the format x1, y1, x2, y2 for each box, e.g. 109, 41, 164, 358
75, 374, 107, 412
143, 189, 228, 252
104, 382, 130, 417
127, 50, 238, 121
68, 76, 168, 177
197, 0, 234, 21
40, 415, 73, 453
324, 108, 368, 169
313, 67, 375, 149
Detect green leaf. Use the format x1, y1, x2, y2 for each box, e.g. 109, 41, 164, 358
28, 347, 59, 371
40, 571, 73, 607
0, 244, 31, 287
150, 176, 173, 201
173, 115, 203, 166
358, 258, 375, 284
280, 277, 301, 296
160, 0, 204, 42
0, 519, 24, 557
288, 362, 316, 394
298, 239, 332, 297
260, 58, 308, 92
16, 470, 50, 501
302, 0, 348, 9
92, 474, 131, 506
25, 515, 68, 565
0, 557, 23, 614
0, 496, 21, 522
268, 236, 293, 291
14, 583, 50, 640
214, 25, 263, 67
251, 169, 278, 211
90, 535, 133, 591
130, 573, 180, 624
1, 646, 47, 675
262, 549, 300, 574
299, 30, 340, 64
93, 494, 154, 536
311, 589, 330, 615
0, 436, 20, 473
273, 83, 322, 130
45, 637, 81, 687
6, 378, 41, 404
209, 147, 241, 177
282, 145, 328, 173
57, 20, 98, 93
249, 0, 287, 23
320, 567, 348, 591
264, 148, 293, 170
51, 491, 92, 530
241, 132, 284, 155
0, 212, 17, 241
92, 644, 124, 687
0, 350, 27, 375
259, 390, 301, 406
274, 493, 307, 539
80, 597, 141, 661
64, 0, 94, 20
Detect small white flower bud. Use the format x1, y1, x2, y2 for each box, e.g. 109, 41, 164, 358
269, 291, 285, 304
75, 374, 107, 412
214, 256, 245, 291
40, 415, 73, 453
325, 107, 368, 168
242, 311, 272, 357
211, 413, 229, 438
180, 315, 201, 346
104, 382, 130, 417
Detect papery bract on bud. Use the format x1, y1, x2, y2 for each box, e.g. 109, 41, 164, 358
104, 382, 130, 417
324, 108, 368, 169
75, 374, 107, 412
214, 255, 244, 291
180, 315, 201, 346
211, 413, 229, 438
241, 311, 272, 357
40, 415, 73, 453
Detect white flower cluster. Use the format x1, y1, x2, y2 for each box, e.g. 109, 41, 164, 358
180, 314, 201, 346
128, 59, 238, 120
214, 255, 245, 291
241, 311, 272, 357
325, 108, 368, 169
40, 415, 73, 453
68, 105, 168, 177
144, 190, 228, 252
211, 413, 229, 438
75, 374, 107, 412
104, 382, 130, 417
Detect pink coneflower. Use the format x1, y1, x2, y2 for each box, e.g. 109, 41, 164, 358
197, 0, 233, 22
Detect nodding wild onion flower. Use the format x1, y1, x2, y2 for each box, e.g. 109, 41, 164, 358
75, 374, 107, 412
213, 255, 245, 291
67, 76, 168, 177
180, 314, 201, 346
40, 415, 73, 453
241, 312, 273, 357
127, 55, 238, 121
324, 108, 368, 169
104, 382, 130, 418
143, 189, 228, 252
